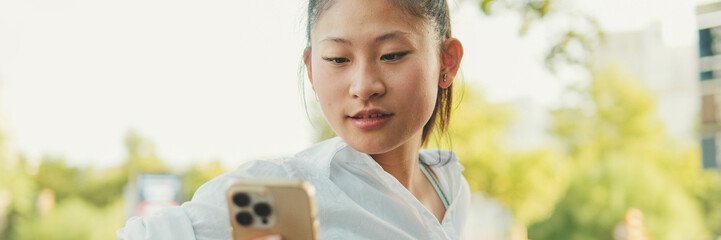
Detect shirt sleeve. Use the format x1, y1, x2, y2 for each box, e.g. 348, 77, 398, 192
117, 159, 292, 240
116, 206, 196, 240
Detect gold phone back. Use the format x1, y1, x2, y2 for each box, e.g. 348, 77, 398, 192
226, 179, 318, 240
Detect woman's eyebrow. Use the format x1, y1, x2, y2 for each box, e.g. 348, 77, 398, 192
319, 31, 411, 46
321, 37, 351, 46
374, 31, 410, 43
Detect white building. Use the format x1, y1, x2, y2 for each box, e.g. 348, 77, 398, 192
698, 2, 721, 169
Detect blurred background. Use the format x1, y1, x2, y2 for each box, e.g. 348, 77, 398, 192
0, 0, 719, 239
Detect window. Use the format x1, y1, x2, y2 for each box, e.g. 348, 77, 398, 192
702, 137, 718, 169
700, 28, 714, 57
703, 95, 718, 124
701, 71, 714, 81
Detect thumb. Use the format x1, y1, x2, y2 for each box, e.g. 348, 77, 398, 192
254, 234, 282, 240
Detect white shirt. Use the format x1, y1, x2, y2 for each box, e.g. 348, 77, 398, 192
117, 137, 471, 240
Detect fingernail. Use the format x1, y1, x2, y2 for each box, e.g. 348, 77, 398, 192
265, 235, 282, 240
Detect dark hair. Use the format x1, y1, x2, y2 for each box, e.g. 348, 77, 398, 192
304, 0, 454, 146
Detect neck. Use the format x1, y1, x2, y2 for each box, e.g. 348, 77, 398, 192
369, 134, 424, 190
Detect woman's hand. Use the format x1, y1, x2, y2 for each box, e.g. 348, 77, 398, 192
252, 234, 282, 240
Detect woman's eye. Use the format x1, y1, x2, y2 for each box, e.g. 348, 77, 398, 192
380, 52, 409, 61
323, 57, 350, 64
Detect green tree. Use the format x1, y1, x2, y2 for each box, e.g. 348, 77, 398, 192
2, 128, 175, 240
528, 66, 715, 239
10, 197, 124, 240
473, 0, 604, 72
428, 85, 570, 229
0, 156, 36, 240
0, 78, 36, 239
34, 157, 127, 208
697, 171, 721, 237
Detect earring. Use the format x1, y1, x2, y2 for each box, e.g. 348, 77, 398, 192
442, 74, 447, 82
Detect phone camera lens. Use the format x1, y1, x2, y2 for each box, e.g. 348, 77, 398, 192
235, 212, 253, 226
232, 193, 251, 207
254, 203, 272, 217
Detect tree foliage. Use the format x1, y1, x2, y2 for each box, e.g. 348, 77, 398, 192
472, 0, 604, 72
0, 156, 35, 240
0, 128, 229, 239
429, 85, 570, 226
527, 66, 718, 239
10, 197, 124, 240
33, 158, 127, 208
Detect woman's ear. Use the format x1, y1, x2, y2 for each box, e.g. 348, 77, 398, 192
303, 48, 314, 86
439, 38, 464, 89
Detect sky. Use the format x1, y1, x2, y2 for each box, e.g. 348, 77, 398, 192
0, 0, 710, 169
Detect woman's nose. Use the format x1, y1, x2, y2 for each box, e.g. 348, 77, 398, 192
348, 61, 386, 101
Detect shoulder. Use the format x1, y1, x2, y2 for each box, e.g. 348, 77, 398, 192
418, 149, 465, 191
418, 148, 466, 192
419, 148, 463, 170
188, 137, 349, 215
198, 137, 348, 189
419, 148, 471, 230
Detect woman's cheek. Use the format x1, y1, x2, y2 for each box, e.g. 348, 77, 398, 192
398, 66, 433, 96
313, 71, 346, 122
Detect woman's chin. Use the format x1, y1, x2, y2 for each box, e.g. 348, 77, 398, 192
337, 129, 421, 156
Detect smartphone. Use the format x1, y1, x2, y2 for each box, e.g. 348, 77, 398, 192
225, 179, 319, 240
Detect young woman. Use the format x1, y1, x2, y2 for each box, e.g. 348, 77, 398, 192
117, 0, 467, 239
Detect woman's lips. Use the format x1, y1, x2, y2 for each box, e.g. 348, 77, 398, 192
348, 113, 394, 130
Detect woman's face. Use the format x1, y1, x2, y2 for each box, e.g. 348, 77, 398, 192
306, 0, 442, 154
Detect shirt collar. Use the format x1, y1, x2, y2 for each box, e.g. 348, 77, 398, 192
292, 137, 462, 178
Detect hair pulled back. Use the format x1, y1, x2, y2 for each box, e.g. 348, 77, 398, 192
305, 0, 454, 146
